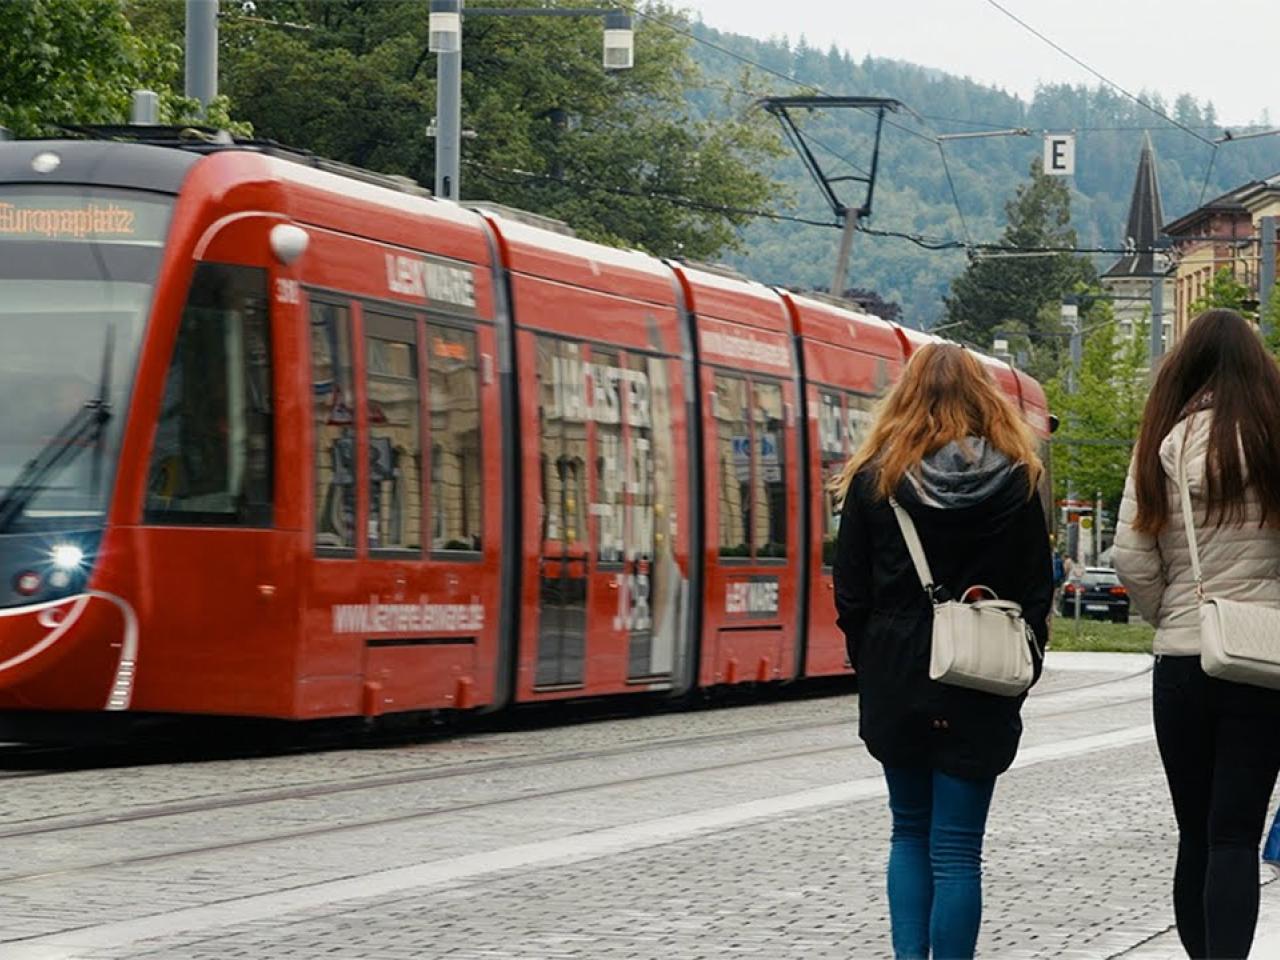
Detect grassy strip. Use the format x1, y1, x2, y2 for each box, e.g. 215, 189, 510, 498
1049, 615, 1154, 653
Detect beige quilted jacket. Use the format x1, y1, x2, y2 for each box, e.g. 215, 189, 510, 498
1113, 410, 1280, 656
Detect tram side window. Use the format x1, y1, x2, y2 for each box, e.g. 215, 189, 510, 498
821, 393, 875, 567
753, 381, 787, 558
593, 351, 623, 565
427, 324, 482, 552
818, 391, 845, 567
714, 375, 752, 558
366, 312, 421, 552
311, 302, 355, 549
145, 263, 272, 526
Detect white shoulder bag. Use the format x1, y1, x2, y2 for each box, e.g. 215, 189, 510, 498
1176, 445, 1280, 689
890, 499, 1035, 697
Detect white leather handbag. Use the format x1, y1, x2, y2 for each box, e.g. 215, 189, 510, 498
1176, 447, 1280, 689
890, 499, 1036, 697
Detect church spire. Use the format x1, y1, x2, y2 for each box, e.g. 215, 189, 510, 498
1105, 132, 1166, 277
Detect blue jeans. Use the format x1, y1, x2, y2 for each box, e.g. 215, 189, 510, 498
883, 766, 997, 959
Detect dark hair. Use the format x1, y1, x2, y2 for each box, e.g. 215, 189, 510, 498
1133, 309, 1280, 533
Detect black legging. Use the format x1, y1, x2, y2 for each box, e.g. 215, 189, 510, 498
1153, 656, 1280, 959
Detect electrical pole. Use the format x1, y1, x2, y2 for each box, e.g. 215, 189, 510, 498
756, 96, 906, 298
1150, 264, 1165, 364
1095, 489, 1103, 564
830, 211, 857, 299
429, 4, 633, 202
185, 0, 218, 112
1261, 216, 1277, 336
431, 0, 463, 201
1063, 298, 1083, 625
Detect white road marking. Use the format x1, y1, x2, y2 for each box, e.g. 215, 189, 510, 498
4, 721, 1154, 959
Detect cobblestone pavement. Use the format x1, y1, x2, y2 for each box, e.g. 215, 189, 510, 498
6, 652, 1276, 959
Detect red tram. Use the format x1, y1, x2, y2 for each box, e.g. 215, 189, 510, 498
0, 134, 1051, 731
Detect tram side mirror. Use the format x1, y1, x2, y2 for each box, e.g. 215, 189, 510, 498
1049, 414, 1061, 434
270, 224, 310, 266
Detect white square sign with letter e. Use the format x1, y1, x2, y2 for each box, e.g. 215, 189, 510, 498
1044, 134, 1076, 175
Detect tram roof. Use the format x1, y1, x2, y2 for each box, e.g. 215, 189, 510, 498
783, 292, 903, 360
482, 209, 678, 308
0, 138, 200, 193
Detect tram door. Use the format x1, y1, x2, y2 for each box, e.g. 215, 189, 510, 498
535, 339, 589, 687
590, 350, 680, 681
533, 338, 683, 688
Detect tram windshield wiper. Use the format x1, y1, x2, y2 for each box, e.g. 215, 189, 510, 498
0, 327, 115, 533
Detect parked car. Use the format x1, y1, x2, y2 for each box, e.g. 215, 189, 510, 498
1060, 567, 1130, 623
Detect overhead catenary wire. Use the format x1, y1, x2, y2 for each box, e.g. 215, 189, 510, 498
800, 127, 872, 178
1198, 147, 1220, 205
630, 4, 936, 148
622, 7, 1068, 243
937, 141, 973, 246
976, 0, 1231, 267
922, 114, 1237, 134
466, 11, 1249, 265
978, 0, 1217, 149
467, 159, 1204, 258
463, 159, 841, 228
639, 8, 1232, 144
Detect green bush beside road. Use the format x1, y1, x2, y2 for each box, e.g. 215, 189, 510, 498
1049, 616, 1155, 653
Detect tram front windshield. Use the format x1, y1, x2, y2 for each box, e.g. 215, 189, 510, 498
0, 186, 173, 533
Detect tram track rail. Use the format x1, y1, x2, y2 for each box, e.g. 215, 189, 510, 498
0, 662, 1149, 838
0, 668, 1152, 886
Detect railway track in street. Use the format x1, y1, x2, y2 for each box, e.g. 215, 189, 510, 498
0, 663, 1152, 887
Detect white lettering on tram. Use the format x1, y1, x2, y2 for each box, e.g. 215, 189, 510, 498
385, 254, 477, 308
331, 595, 485, 634
725, 579, 780, 617
701, 330, 790, 370
548, 356, 652, 428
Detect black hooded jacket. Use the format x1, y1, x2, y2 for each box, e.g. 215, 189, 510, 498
834, 439, 1054, 781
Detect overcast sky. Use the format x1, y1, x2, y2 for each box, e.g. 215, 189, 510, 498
683, 0, 1277, 129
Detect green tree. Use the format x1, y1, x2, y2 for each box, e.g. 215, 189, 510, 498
1044, 304, 1149, 527
0, 0, 242, 135
0, 0, 151, 135
1189, 266, 1258, 319
1263, 288, 1280, 359
943, 158, 1096, 355
129, 0, 782, 261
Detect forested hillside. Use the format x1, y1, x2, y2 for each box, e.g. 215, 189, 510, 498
686, 23, 1280, 327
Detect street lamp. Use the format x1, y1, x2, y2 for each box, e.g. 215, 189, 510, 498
429, 0, 462, 53
602, 9, 635, 69
428, 2, 635, 201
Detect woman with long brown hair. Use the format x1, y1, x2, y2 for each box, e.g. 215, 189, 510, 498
833, 343, 1052, 959
1114, 308, 1280, 959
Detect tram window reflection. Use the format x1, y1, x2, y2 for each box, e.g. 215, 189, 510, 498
753, 380, 786, 558
365, 312, 421, 552
145, 263, 273, 527
593, 351, 623, 565
818, 391, 845, 568
714, 375, 752, 558
310, 302, 355, 550
428, 324, 482, 552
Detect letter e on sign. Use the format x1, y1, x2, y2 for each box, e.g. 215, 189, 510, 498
1044, 134, 1075, 176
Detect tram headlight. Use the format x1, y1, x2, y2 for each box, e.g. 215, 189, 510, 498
50, 544, 85, 571
14, 571, 42, 597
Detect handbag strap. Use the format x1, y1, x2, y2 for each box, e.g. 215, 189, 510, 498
889, 498, 937, 599
1174, 421, 1206, 603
